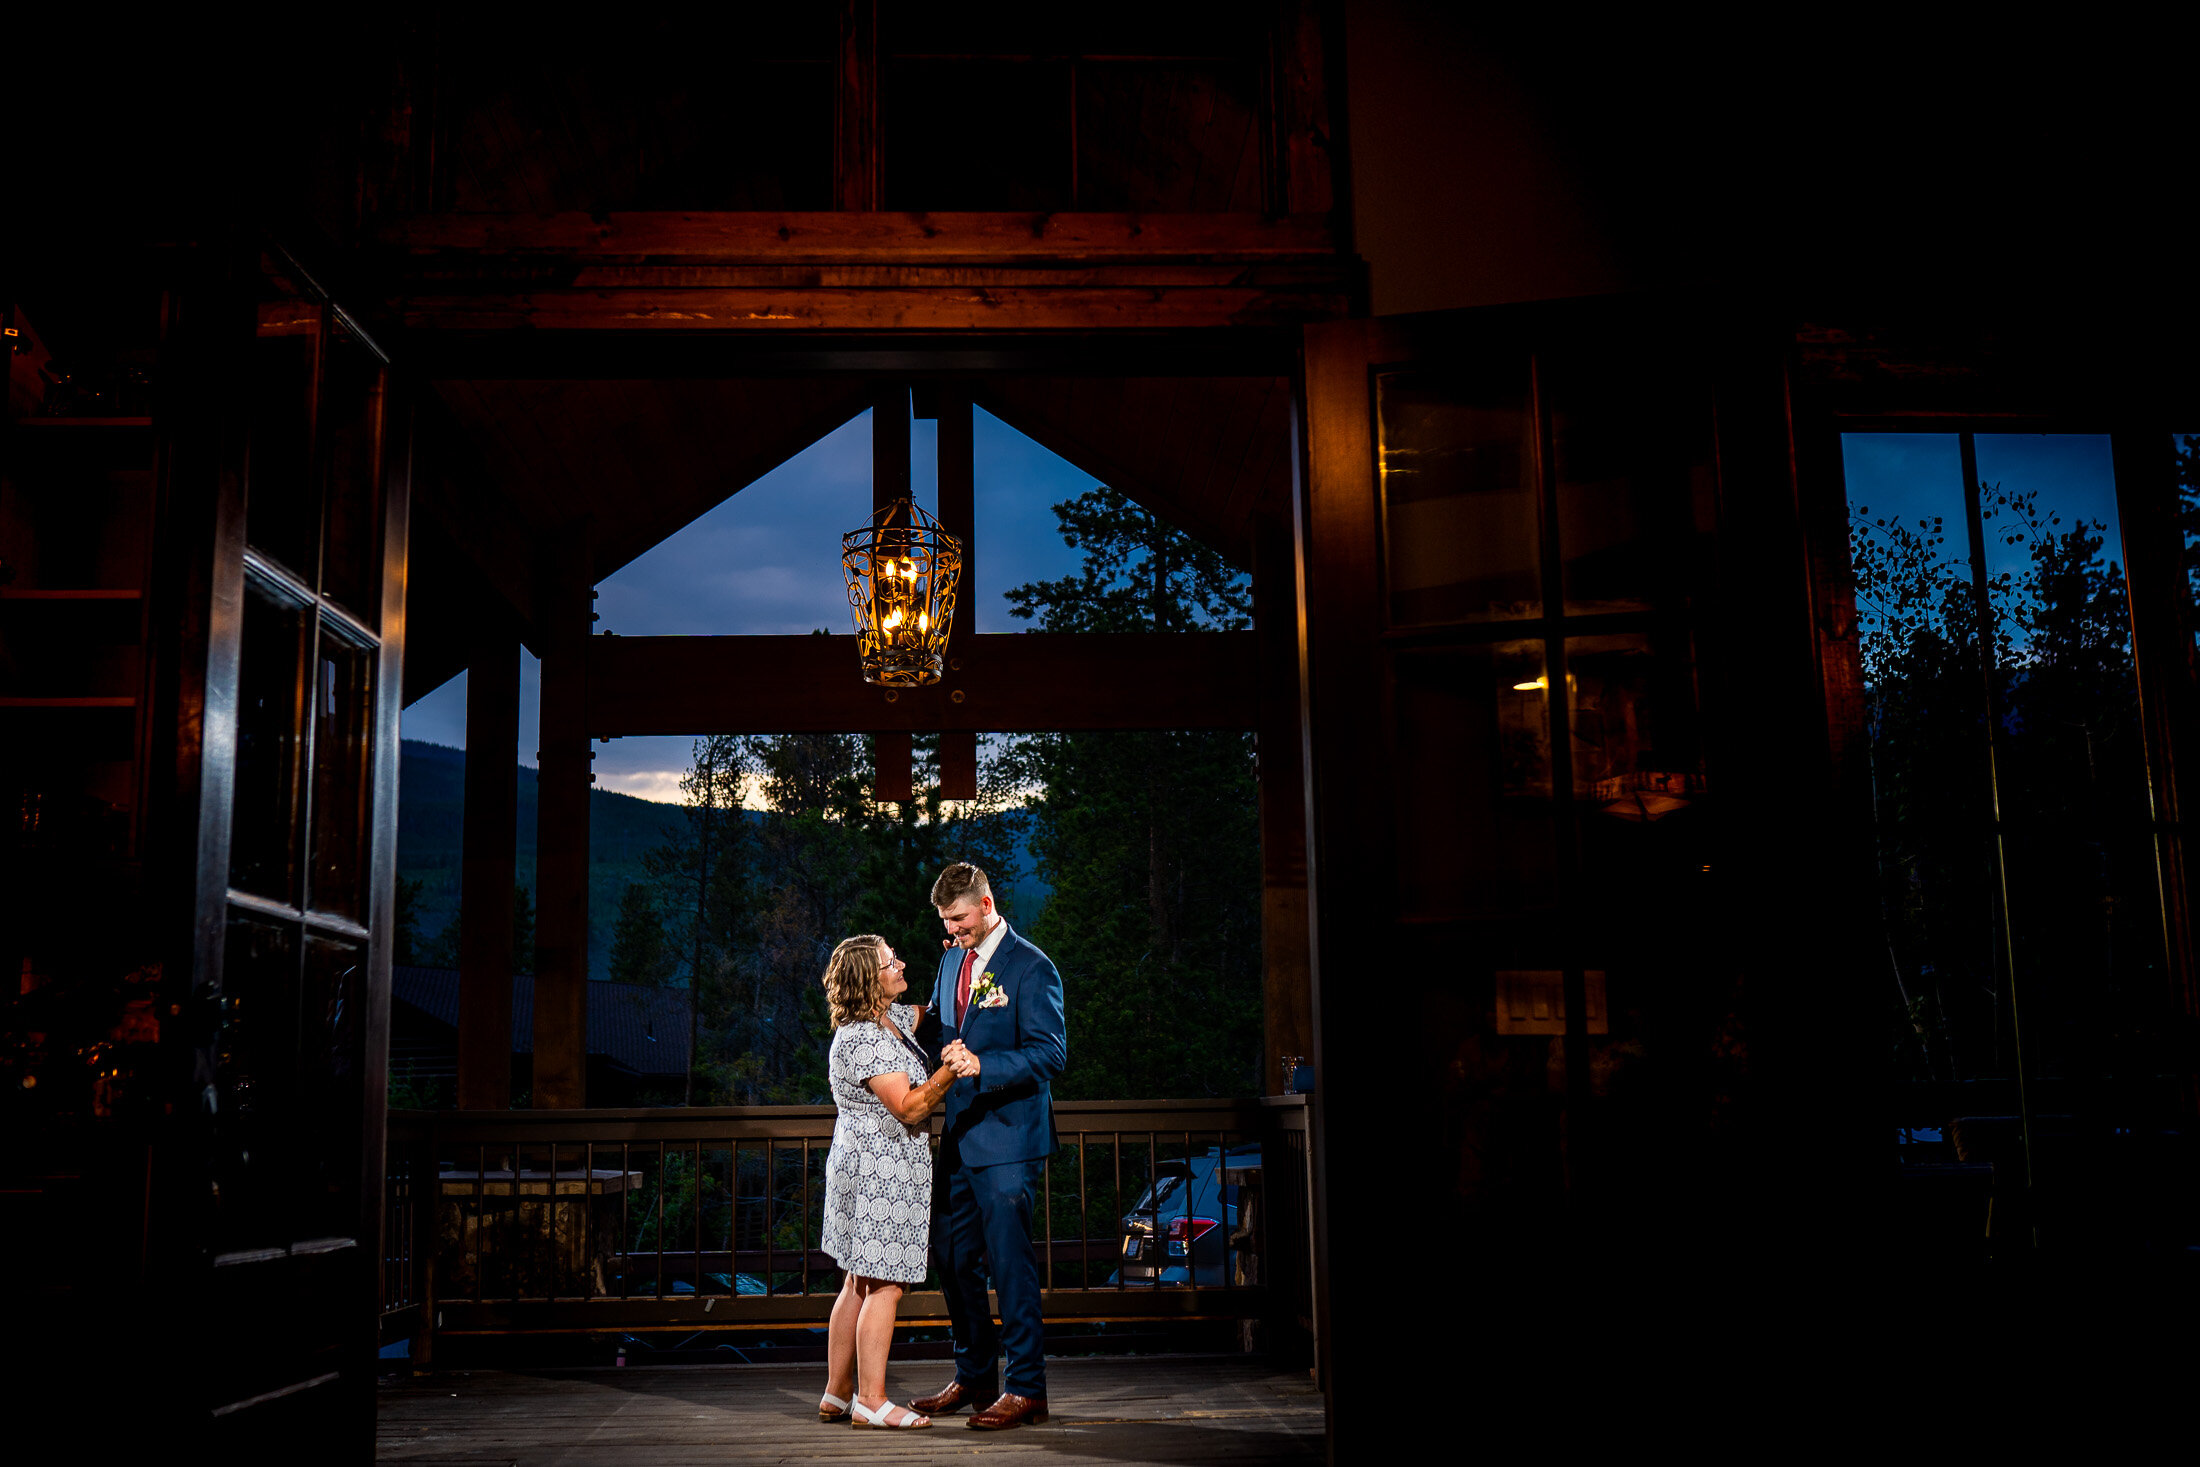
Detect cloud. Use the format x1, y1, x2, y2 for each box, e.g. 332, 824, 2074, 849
595, 769, 690, 804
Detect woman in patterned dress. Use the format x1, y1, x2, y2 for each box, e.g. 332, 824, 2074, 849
816, 934, 974, 1428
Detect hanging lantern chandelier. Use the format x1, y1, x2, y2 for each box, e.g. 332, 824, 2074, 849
841, 498, 963, 686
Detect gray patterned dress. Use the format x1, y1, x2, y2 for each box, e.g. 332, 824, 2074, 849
821, 1003, 934, 1283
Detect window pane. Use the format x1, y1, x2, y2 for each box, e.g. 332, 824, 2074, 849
308, 630, 375, 921
1391, 641, 1555, 920
214, 911, 299, 1253
1844, 434, 1994, 1092
1548, 350, 1717, 616
1970, 435, 2162, 1088
229, 583, 310, 902
297, 934, 366, 1241
1844, 432, 2173, 1118
245, 296, 321, 579
1377, 364, 1539, 627
318, 321, 384, 626
2177, 433, 2199, 651
1565, 632, 1705, 805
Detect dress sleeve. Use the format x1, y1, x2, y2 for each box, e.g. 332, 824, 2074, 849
843, 1022, 911, 1086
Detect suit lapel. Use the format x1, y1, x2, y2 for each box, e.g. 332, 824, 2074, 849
960, 926, 1018, 1031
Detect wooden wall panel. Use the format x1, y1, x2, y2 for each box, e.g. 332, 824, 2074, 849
976, 375, 1292, 568
428, 378, 870, 579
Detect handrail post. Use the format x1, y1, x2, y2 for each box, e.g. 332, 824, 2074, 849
411, 1117, 439, 1369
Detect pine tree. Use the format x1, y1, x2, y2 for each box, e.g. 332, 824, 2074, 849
1000, 484, 1262, 1100
608, 881, 673, 986
392, 875, 426, 966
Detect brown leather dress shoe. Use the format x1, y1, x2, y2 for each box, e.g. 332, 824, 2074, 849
909, 1379, 988, 1415
967, 1392, 1049, 1430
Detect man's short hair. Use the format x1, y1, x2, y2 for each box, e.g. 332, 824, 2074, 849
931, 862, 992, 910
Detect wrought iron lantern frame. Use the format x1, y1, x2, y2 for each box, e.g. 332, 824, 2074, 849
841, 498, 963, 686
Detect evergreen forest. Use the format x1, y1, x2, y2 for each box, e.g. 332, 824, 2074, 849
395, 485, 1262, 1104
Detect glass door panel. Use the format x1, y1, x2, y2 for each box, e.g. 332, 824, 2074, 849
1376, 361, 1539, 627
1391, 641, 1555, 920
307, 629, 376, 921
1564, 631, 1705, 807
230, 581, 312, 902
1547, 350, 1718, 616
214, 911, 301, 1253
297, 934, 366, 1241
246, 298, 323, 578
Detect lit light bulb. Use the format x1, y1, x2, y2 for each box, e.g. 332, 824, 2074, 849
1513, 676, 1548, 692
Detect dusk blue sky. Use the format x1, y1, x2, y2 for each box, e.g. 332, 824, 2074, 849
404, 422, 2151, 804
1840, 433, 2127, 640
1842, 433, 2125, 575
400, 405, 1101, 801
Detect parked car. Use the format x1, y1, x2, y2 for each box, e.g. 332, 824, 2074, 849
1112, 1145, 1259, 1287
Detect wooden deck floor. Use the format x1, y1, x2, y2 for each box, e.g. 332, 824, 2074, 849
378, 1354, 1325, 1465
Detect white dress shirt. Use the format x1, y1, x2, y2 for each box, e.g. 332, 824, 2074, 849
958, 914, 1010, 1023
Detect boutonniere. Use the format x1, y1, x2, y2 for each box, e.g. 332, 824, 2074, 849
971, 973, 1009, 1009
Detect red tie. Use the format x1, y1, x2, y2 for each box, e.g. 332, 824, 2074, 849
955, 947, 977, 1027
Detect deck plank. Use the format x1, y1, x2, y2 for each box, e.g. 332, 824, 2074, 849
378, 1354, 1324, 1465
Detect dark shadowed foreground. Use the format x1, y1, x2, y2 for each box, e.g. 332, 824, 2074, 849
379, 1354, 1323, 1464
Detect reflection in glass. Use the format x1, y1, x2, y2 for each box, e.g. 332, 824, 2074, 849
319, 321, 385, 622
2177, 433, 2199, 655
1971, 437, 2156, 1084
230, 583, 310, 901
1392, 641, 1555, 919
308, 631, 375, 920
245, 301, 321, 578
215, 911, 299, 1252
298, 935, 365, 1241
1843, 431, 2165, 1095
1547, 350, 1716, 616
1377, 363, 1539, 626
1566, 633, 1705, 812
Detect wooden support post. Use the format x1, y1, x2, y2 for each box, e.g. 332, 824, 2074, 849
456, 626, 519, 1110
875, 731, 914, 804
834, 0, 881, 211
872, 384, 912, 801
872, 382, 909, 510
937, 391, 978, 801
532, 539, 593, 1108
1254, 477, 1314, 1098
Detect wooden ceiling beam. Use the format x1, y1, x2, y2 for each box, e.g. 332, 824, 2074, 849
376, 211, 1345, 264
394, 283, 1350, 334
585, 631, 1257, 736
409, 330, 1304, 379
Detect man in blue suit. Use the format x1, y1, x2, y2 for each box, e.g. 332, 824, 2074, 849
909, 862, 1066, 1430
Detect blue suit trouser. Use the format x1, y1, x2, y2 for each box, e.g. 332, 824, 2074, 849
933, 1148, 1047, 1399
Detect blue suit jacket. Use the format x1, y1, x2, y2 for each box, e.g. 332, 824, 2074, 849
927, 923, 1067, 1168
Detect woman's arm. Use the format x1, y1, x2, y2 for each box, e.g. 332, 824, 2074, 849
867, 1064, 956, 1125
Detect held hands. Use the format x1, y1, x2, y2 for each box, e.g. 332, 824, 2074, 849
942, 1040, 981, 1080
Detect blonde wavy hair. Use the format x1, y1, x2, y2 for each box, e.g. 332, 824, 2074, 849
822, 934, 893, 1029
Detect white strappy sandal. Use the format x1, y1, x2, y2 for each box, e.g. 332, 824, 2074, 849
818, 1391, 851, 1423
850, 1398, 932, 1429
